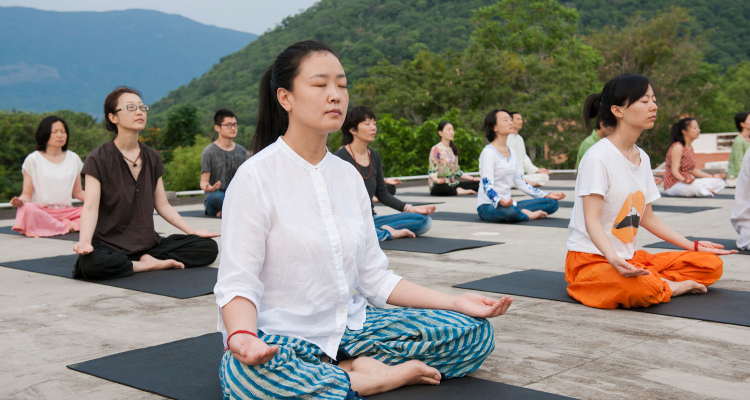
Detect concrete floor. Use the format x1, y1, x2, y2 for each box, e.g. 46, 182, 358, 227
1, 180, 748, 399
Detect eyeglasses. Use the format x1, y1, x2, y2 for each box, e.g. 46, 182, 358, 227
220, 123, 239, 129
114, 104, 150, 113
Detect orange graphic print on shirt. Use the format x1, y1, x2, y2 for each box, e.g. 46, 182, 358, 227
611, 191, 646, 244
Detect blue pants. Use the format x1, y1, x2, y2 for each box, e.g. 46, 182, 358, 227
205, 190, 225, 216
220, 307, 494, 400
477, 198, 558, 223
373, 213, 432, 241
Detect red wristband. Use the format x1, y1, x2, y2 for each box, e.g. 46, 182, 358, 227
694, 240, 699, 252
224, 330, 258, 351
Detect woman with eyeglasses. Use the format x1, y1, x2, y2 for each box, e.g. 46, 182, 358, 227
10, 116, 85, 237
72, 86, 220, 280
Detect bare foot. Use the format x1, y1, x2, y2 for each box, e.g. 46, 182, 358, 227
133, 254, 184, 273
216, 211, 222, 218
341, 357, 441, 396
382, 225, 416, 239
521, 210, 548, 220
664, 279, 707, 297
456, 188, 477, 195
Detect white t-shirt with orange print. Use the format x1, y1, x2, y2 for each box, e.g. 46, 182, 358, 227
567, 139, 661, 259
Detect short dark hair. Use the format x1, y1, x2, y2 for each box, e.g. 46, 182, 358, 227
509, 111, 521, 118
670, 118, 696, 146
483, 108, 511, 142
583, 74, 651, 131
214, 109, 237, 126
104, 86, 142, 134
734, 112, 750, 133
35, 115, 69, 152
341, 106, 376, 146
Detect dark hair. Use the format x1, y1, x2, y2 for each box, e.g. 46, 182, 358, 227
670, 118, 696, 146
483, 108, 511, 142
734, 112, 750, 133
594, 118, 602, 130
341, 106, 376, 146
509, 111, 521, 119
583, 74, 651, 131
437, 120, 460, 156
104, 86, 142, 134
214, 109, 237, 126
35, 115, 70, 152
252, 40, 339, 154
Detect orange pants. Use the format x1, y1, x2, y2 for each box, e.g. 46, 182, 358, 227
565, 250, 723, 309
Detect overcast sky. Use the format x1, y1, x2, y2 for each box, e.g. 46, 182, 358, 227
0, 0, 320, 34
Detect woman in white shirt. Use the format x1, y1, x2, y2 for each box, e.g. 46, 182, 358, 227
477, 109, 565, 223
567, 74, 736, 310
215, 41, 514, 399
10, 116, 85, 237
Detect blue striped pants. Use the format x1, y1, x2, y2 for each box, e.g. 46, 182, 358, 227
219, 307, 495, 399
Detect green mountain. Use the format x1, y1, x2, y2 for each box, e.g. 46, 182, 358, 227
151, 0, 750, 134
0, 7, 257, 115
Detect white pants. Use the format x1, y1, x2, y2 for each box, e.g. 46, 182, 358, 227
663, 178, 726, 197
522, 173, 550, 186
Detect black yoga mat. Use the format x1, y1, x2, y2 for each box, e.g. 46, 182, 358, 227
430, 212, 570, 228
644, 236, 750, 255
375, 201, 444, 207
662, 193, 735, 200
370, 376, 575, 400
69, 332, 574, 400
455, 269, 750, 327
379, 236, 500, 254
0, 254, 217, 299
557, 202, 718, 213
178, 210, 219, 219
0, 225, 80, 241
398, 192, 433, 197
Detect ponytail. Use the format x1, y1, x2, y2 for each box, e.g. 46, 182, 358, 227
449, 141, 460, 157
670, 118, 694, 146
582, 74, 651, 132
251, 40, 339, 154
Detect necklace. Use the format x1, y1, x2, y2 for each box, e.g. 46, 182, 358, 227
121, 144, 142, 167
348, 144, 372, 179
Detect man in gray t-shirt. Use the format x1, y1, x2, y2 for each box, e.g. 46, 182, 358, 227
200, 109, 248, 216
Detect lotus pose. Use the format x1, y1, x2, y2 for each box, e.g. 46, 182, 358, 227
428, 121, 480, 196
10, 116, 85, 238
566, 74, 736, 309
663, 118, 725, 197
506, 111, 550, 187
72, 87, 219, 280
477, 109, 565, 223
216, 41, 514, 400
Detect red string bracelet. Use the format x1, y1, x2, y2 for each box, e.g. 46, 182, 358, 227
694, 240, 699, 252
224, 330, 258, 351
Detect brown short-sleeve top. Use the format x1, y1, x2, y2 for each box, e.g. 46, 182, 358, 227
82, 140, 165, 254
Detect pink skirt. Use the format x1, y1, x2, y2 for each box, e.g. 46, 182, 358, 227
12, 203, 82, 238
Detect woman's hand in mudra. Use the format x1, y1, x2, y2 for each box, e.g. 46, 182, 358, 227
453, 293, 513, 318
10, 197, 25, 208
192, 229, 220, 238
410, 205, 436, 215
229, 333, 279, 366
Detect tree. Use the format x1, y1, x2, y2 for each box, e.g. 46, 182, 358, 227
163, 135, 211, 191
162, 104, 201, 149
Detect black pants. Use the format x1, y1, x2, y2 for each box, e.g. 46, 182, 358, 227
73, 234, 219, 280
430, 181, 480, 196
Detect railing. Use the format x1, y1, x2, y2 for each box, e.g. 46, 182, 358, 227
0, 168, 672, 209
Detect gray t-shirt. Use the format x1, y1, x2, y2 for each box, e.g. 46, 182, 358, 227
201, 142, 248, 191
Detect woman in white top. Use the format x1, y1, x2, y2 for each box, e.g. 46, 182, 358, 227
731, 149, 750, 250
215, 41, 514, 399
477, 109, 565, 223
566, 74, 735, 310
10, 116, 85, 237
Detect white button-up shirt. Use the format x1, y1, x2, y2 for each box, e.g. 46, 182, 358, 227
477, 144, 549, 208
214, 137, 402, 359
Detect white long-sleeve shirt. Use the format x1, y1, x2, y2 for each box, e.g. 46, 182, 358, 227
477, 144, 549, 208
506, 133, 539, 174
731, 150, 750, 250
214, 137, 402, 359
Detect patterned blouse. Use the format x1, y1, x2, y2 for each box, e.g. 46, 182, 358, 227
428, 142, 463, 189
664, 142, 695, 190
